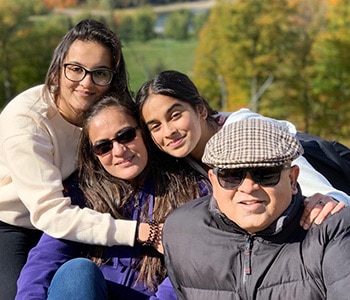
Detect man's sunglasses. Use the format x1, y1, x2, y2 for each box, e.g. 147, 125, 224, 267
92, 126, 138, 156
213, 163, 291, 189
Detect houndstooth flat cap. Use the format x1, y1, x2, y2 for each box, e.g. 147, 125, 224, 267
202, 118, 304, 169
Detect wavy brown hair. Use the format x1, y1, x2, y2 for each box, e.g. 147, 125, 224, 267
78, 93, 210, 291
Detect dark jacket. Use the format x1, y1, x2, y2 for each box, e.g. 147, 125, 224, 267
163, 190, 350, 300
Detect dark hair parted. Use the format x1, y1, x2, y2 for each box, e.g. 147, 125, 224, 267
78, 93, 138, 220
44, 19, 129, 97
135, 70, 218, 128
78, 93, 209, 291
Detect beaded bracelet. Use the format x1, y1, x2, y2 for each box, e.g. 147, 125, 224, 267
142, 220, 160, 247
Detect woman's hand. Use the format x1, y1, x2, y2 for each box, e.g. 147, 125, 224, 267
300, 193, 345, 230
138, 222, 164, 254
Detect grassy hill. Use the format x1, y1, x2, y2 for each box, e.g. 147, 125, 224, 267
123, 38, 198, 93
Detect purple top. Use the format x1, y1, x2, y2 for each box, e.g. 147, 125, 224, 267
16, 175, 210, 299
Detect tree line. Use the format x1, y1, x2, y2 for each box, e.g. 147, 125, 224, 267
193, 0, 350, 141
43, 0, 206, 9
0, 0, 206, 108
1, 0, 350, 143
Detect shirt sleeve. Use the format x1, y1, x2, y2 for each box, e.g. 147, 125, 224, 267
295, 155, 350, 204
2, 120, 137, 247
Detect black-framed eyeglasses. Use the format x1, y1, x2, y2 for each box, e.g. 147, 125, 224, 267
92, 127, 138, 156
63, 63, 115, 86
213, 163, 291, 190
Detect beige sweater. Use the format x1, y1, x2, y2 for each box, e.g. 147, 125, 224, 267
0, 85, 136, 247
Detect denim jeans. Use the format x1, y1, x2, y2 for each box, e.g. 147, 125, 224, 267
48, 258, 107, 300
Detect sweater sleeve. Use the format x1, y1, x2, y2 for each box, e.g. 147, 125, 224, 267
3, 132, 137, 246
16, 234, 80, 299
295, 155, 350, 204
0, 100, 137, 247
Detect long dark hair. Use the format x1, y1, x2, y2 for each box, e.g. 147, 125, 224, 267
78, 93, 209, 291
135, 70, 218, 128
44, 19, 130, 98
78, 93, 138, 218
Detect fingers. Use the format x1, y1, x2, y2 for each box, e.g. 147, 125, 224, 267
313, 200, 336, 225
300, 193, 343, 230
330, 201, 346, 214
300, 194, 323, 229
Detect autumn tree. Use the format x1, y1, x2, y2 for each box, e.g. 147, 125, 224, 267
42, 0, 79, 9
193, 0, 350, 141
0, 1, 69, 108
0, 0, 47, 105
309, 0, 350, 139
193, 0, 298, 111
10, 17, 69, 97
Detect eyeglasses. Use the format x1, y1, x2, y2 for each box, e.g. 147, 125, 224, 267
63, 63, 115, 86
213, 163, 291, 190
92, 127, 138, 156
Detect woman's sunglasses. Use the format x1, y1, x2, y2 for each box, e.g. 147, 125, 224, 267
92, 126, 138, 156
213, 163, 291, 189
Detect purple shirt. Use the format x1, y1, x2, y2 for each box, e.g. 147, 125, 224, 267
16, 175, 210, 299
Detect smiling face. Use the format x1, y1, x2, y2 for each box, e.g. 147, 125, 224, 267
57, 40, 113, 125
140, 94, 208, 159
88, 106, 148, 181
208, 166, 299, 233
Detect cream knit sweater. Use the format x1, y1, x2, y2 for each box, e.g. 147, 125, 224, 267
0, 85, 136, 247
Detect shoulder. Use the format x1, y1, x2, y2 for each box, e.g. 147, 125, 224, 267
168, 196, 211, 218
163, 196, 213, 253
164, 196, 211, 229
308, 207, 350, 241
223, 108, 297, 135
0, 85, 53, 123
325, 207, 350, 231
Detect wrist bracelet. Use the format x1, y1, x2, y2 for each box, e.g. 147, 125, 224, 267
143, 220, 160, 247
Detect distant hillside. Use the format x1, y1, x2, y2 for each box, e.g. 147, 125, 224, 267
151, 0, 214, 13
109, 0, 214, 9
55, 0, 215, 16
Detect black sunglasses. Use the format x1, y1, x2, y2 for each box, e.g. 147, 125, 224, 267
213, 163, 291, 189
92, 127, 138, 156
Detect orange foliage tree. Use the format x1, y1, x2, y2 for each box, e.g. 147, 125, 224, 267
193, 0, 350, 141
42, 0, 79, 9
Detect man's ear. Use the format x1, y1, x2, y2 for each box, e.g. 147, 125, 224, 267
197, 104, 208, 120
208, 169, 217, 187
289, 165, 300, 194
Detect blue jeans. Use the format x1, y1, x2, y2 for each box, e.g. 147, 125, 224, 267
48, 258, 107, 300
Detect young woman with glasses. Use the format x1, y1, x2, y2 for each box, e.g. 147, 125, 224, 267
0, 19, 154, 299
16, 94, 210, 299
135, 70, 349, 231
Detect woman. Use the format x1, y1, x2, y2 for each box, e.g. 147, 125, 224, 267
135, 70, 349, 229
16, 94, 209, 299
0, 19, 150, 299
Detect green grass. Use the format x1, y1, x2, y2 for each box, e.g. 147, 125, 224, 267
123, 38, 198, 94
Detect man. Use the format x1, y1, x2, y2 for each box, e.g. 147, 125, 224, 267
162, 118, 350, 300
